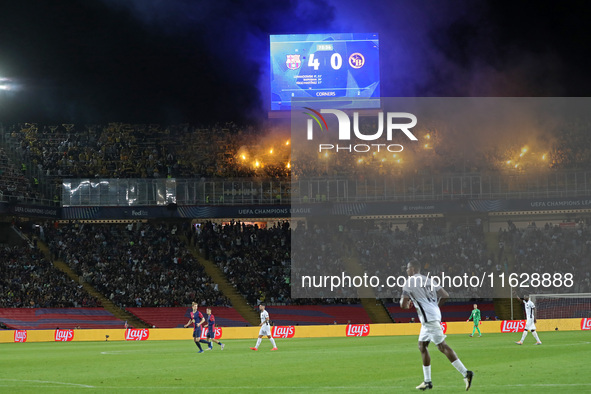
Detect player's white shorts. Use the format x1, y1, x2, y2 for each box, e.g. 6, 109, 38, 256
259, 324, 272, 337
524, 319, 536, 331
418, 321, 446, 345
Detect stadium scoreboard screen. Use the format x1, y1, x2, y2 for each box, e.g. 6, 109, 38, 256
270, 33, 380, 111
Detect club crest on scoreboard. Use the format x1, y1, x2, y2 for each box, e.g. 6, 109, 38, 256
348, 53, 365, 69
286, 55, 302, 70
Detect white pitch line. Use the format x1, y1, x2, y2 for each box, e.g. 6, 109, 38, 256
511, 341, 591, 347
559, 341, 591, 346
104, 383, 591, 390
0, 379, 95, 388
504, 383, 591, 387
100, 350, 130, 354
4, 383, 590, 390
2, 380, 590, 390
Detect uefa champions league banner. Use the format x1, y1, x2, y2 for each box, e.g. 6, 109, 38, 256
0, 202, 60, 218
60, 201, 467, 219
290, 97, 591, 300
469, 197, 591, 212
15, 197, 591, 220
61, 204, 303, 219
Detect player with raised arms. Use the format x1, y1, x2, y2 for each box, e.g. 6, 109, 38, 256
250, 304, 278, 351
513, 291, 542, 345
400, 259, 473, 391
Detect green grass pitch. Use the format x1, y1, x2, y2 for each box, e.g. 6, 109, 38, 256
2, 331, 590, 392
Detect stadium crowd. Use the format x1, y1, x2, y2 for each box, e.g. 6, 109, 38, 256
2, 122, 287, 182
43, 221, 229, 308
2, 119, 591, 204
194, 220, 292, 305
289, 218, 491, 300
0, 243, 99, 308
339, 219, 491, 299
192, 217, 493, 304
0, 147, 38, 203
3, 215, 589, 314
499, 220, 591, 293
1, 119, 591, 311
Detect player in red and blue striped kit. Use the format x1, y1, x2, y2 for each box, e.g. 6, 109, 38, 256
184, 302, 210, 353
205, 307, 225, 350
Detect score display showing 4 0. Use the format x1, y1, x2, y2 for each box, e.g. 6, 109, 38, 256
270, 33, 380, 111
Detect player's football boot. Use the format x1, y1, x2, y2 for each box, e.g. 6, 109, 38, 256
221, 343, 225, 350
515, 341, 523, 345
250, 347, 258, 351
415, 381, 433, 390
464, 370, 473, 391
271, 347, 278, 351
534, 342, 542, 345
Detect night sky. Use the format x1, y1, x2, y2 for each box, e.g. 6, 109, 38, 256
0, 0, 590, 125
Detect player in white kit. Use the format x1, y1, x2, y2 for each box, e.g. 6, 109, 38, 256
250, 304, 278, 351
514, 292, 542, 345
400, 260, 473, 391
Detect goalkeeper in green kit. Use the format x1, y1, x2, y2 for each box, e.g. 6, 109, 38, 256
467, 304, 482, 337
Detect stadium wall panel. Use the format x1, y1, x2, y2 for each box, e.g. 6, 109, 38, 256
0, 318, 584, 343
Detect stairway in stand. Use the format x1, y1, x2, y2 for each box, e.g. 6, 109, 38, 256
360, 298, 393, 324
485, 231, 524, 320
334, 233, 393, 324
180, 236, 260, 326
35, 240, 148, 328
